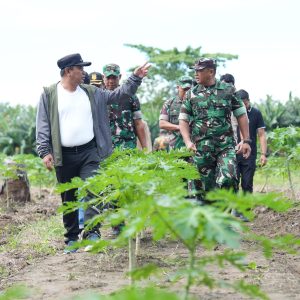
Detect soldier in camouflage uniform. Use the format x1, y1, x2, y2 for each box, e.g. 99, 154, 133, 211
103, 63, 147, 236
179, 58, 251, 199
156, 75, 193, 150
103, 63, 147, 149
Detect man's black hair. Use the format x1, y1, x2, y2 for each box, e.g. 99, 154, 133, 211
83, 71, 90, 84
236, 89, 249, 100
220, 73, 235, 85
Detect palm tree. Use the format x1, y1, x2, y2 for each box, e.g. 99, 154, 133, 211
255, 96, 286, 130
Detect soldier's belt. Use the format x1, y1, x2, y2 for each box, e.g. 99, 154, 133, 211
193, 132, 231, 144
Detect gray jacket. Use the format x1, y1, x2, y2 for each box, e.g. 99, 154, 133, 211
36, 74, 142, 166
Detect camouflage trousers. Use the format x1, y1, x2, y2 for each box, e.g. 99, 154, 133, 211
193, 136, 238, 198
113, 138, 137, 150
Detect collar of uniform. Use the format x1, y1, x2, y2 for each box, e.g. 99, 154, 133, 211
192, 79, 225, 94
175, 95, 184, 102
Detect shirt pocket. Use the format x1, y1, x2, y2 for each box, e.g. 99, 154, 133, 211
169, 109, 180, 124
211, 99, 231, 118
195, 102, 208, 119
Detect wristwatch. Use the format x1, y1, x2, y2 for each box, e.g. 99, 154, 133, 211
243, 138, 252, 144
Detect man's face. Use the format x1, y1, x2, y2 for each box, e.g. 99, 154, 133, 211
104, 75, 121, 90
68, 66, 85, 85
177, 86, 190, 99
195, 68, 214, 85
243, 99, 250, 110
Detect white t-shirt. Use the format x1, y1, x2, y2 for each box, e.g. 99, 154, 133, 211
57, 83, 94, 147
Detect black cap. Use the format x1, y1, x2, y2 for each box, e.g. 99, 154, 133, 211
190, 58, 216, 71
89, 72, 103, 85
57, 53, 91, 70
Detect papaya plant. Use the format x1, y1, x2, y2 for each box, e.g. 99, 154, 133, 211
259, 127, 300, 199
58, 149, 299, 300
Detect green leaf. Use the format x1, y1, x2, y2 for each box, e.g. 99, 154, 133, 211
127, 264, 160, 281
72, 286, 182, 300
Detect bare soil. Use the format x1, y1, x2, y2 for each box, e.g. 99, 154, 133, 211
0, 189, 299, 300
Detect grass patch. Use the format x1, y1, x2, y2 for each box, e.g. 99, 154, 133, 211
0, 265, 9, 277
0, 284, 31, 300
254, 155, 300, 200
0, 215, 64, 255
254, 170, 300, 189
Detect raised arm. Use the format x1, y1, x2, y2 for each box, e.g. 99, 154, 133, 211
106, 63, 151, 104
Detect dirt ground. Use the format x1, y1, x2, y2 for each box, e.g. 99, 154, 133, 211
0, 189, 299, 300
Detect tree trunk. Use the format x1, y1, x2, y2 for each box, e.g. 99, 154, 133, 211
0, 163, 31, 205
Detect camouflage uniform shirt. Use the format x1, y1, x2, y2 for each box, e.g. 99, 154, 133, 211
179, 80, 246, 146
108, 94, 142, 149
159, 96, 185, 149
179, 79, 247, 194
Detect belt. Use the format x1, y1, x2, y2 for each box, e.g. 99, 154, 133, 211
61, 138, 96, 153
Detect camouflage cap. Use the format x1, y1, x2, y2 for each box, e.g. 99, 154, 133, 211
177, 75, 193, 89
103, 63, 121, 77
89, 72, 103, 85
190, 58, 217, 71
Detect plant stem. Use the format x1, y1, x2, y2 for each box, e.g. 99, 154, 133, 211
286, 160, 296, 201
6, 181, 10, 210
128, 237, 136, 285
118, 171, 137, 286
135, 233, 140, 256
260, 174, 269, 193
184, 248, 196, 300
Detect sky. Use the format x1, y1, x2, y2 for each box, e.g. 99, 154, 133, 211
0, 0, 299, 106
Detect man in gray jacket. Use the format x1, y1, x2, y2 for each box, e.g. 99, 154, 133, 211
36, 53, 150, 253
